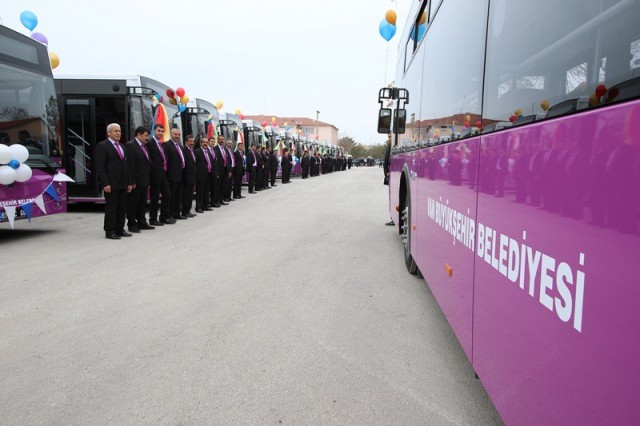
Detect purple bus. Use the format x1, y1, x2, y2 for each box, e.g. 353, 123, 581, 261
0, 25, 67, 227
381, 1, 640, 424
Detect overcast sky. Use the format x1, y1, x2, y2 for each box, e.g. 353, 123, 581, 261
4, 0, 410, 145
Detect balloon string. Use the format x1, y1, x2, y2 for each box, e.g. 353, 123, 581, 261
384, 43, 389, 85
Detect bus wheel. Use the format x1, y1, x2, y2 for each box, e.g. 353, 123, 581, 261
401, 192, 418, 275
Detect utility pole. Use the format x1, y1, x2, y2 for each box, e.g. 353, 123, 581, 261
316, 110, 320, 142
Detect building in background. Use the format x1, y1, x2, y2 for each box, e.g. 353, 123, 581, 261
244, 115, 338, 145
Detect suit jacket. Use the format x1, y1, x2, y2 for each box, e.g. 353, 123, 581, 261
301, 156, 310, 169
214, 145, 230, 174
246, 150, 257, 168
182, 145, 197, 185
281, 154, 292, 172
125, 139, 150, 188
208, 147, 222, 178
195, 148, 211, 182
164, 140, 185, 183
269, 153, 279, 171
233, 150, 244, 174
148, 137, 167, 185
261, 152, 269, 169
256, 151, 265, 169
95, 139, 129, 191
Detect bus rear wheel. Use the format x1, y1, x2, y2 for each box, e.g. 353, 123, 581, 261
401, 191, 418, 275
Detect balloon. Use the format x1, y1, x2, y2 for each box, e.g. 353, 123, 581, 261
235, 108, 241, 115
152, 97, 159, 107
476, 120, 482, 128
595, 84, 607, 98
20, 11, 38, 31
285, 126, 290, 131
465, 114, 471, 122
0, 165, 17, 185
179, 104, 186, 112
509, 115, 517, 123
239, 114, 245, 120
15, 164, 32, 182
409, 24, 426, 42
181, 95, 189, 104
166, 89, 175, 99
216, 101, 223, 110
169, 97, 177, 105
176, 87, 185, 98
271, 117, 276, 122
10, 144, 29, 163
589, 94, 600, 107
464, 121, 470, 128
0, 144, 11, 164
30, 32, 48, 46
261, 121, 267, 127
385, 10, 397, 26
540, 100, 550, 112
49, 52, 60, 70
514, 108, 522, 117
419, 11, 427, 25
379, 20, 396, 42
8, 160, 20, 169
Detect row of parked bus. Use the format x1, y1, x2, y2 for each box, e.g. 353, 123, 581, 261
1, 24, 346, 226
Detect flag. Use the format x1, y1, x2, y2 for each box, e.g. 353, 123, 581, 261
153, 104, 171, 142
4, 206, 16, 229
207, 121, 215, 139
236, 129, 245, 150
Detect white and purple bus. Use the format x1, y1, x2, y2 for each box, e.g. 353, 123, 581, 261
0, 25, 67, 227
382, 0, 640, 424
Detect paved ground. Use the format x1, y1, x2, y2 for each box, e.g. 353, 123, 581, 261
0, 167, 502, 425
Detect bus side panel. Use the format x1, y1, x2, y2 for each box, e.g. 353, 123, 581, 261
414, 140, 480, 359
388, 153, 406, 226
473, 102, 640, 425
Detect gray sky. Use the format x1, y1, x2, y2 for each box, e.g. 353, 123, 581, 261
5, 0, 410, 145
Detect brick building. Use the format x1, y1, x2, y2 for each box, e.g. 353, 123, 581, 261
244, 115, 338, 145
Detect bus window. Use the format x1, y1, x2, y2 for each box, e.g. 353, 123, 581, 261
483, 0, 640, 124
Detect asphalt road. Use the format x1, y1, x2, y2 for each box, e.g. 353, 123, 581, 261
0, 167, 502, 425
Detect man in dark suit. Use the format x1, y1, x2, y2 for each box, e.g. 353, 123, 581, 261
232, 140, 245, 199
181, 134, 197, 217
281, 148, 292, 183
224, 138, 237, 201
246, 144, 258, 194
208, 142, 222, 207
94, 123, 132, 239
195, 137, 213, 213
261, 147, 271, 189
301, 151, 310, 179
309, 153, 317, 177
164, 127, 186, 220
268, 147, 278, 186
125, 126, 153, 233
148, 124, 172, 225
255, 146, 265, 190
214, 135, 231, 204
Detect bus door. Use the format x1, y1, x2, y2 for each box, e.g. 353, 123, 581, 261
64, 98, 97, 198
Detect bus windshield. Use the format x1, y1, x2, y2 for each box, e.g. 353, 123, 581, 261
0, 63, 60, 165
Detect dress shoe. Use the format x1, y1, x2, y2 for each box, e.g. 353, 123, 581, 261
149, 220, 164, 226
213, 204, 221, 208
196, 209, 204, 213
385, 220, 395, 226
139, 223, 155, 230
162, 218, 176, 224
105, 233, 121, 240
249, 191, 257, 194
255, 188, 262, 191
128, 227, 141, 233
228, 198, 235, 202
204, 207, 213, 211
187, 213, 197, 218
117, 231, 133, 237
174, 215, 187, 220
220, 201, 229, 205
271, 184, 277, 186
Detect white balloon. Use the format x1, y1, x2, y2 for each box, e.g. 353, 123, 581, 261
9, 144, 29, 163
0, 165, 17, 185
0, 144, 11, 164
15, 163, 33, 182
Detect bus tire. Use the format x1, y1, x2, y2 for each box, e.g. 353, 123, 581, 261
401, 181, 418, 275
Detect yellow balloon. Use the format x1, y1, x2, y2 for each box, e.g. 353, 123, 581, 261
216, 101, 223, 110
271, 117, 276, 122
234, 108, 241, 115
385, 10, 397, 26
514, 108, 522, 117
49, 52, 60, 70
419, 11, 427, 25
540, 100, 550, 112
181, 95, 190, 104
284, 122, 288, 126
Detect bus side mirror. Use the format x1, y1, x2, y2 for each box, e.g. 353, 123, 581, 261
394, 109, 406, 134
378, 108, 392, 133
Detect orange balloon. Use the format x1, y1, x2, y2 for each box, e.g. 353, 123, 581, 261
419, 11, 427, 25
49, 51, 60, 69
216, 101, 223, 110
385, 10, 397, 26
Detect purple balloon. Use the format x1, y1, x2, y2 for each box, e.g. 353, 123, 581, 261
30, 32, 48, 46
